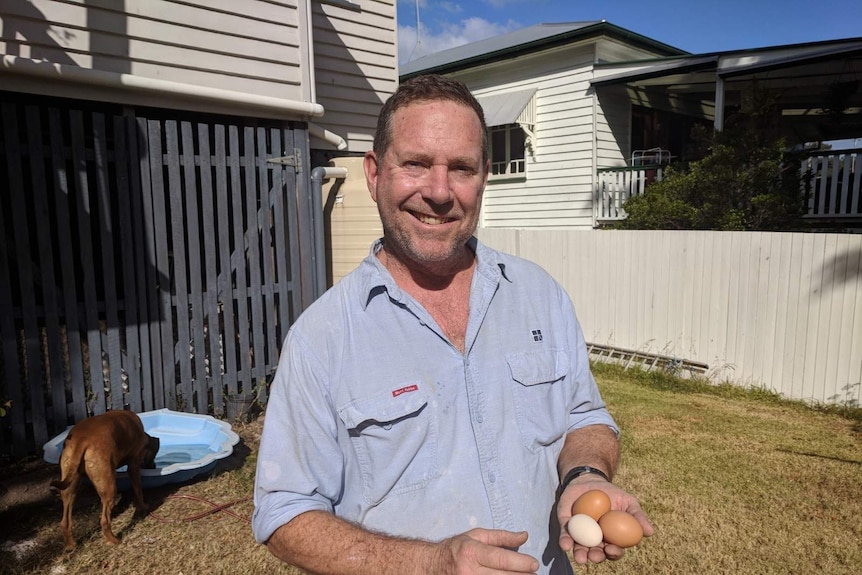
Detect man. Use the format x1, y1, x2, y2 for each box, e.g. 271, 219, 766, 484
253, 74, 653, 574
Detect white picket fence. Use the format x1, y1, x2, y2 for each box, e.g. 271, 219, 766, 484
477, 228, 862, 407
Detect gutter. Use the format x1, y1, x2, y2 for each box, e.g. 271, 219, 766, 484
309, 123, 348, 151
1, 55, 325, 119
310, 166, 349, 298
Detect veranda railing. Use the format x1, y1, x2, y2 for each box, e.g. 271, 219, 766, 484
595, 148, 862, 224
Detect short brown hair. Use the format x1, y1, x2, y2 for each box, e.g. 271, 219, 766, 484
373, 74, 488, 163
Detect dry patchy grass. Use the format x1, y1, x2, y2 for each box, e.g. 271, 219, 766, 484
1, 364, 860, 574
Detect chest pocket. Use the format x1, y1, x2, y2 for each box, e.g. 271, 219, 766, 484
507, 350, 570, 453
338, 384, 439, 506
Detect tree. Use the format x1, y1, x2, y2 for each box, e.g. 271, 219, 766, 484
616, 89, 808, 231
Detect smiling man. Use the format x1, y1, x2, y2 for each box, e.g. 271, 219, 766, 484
253, 74, 653, 575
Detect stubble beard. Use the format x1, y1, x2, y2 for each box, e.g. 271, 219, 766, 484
381, 219, 476, 278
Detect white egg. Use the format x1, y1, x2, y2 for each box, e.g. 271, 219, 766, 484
567, 513, 603, 548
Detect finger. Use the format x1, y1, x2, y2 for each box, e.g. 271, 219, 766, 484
622, 502, 655, 537
601, 543, 625, 561
471, 528, 529, 550
478, 546, 539, 573
587, 545, 612, 564
468, 530, 538, 573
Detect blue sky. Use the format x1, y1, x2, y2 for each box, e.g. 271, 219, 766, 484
397, 0, 862, 65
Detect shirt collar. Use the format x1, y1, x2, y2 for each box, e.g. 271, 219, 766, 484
357, 237, 508, 311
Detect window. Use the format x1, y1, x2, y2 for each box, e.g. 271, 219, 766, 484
489, 124, 526, 177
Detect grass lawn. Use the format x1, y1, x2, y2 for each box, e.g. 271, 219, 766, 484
1, 362, 859, 574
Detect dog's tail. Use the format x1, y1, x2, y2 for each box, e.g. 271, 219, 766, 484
50, 478, 71, 490
52, 433, 86, 492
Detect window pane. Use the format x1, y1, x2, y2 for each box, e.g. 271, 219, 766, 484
491, 128, 506, 163
510, 127, 526, 160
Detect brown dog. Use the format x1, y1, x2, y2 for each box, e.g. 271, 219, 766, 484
50, 410, 160, 551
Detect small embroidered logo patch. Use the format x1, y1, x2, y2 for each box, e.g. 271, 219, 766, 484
532, 329, 543, 342
392, 384, 419, 397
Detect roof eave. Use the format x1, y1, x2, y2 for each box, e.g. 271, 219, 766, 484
400, 22, 687, 80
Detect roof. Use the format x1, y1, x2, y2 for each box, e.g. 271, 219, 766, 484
592, 37, 862, 86
400, 21, 687, 79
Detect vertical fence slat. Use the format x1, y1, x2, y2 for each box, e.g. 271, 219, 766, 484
139, 118, 164, 410
283, 130, 304, 335
4, 103, 49, 448
198, 123, 223, 415
70, 110, 107, 415
229, 125, 252, 394
851, 153, 860, 214
48, 109, 87, 423
245, 127, 266, 387
115, 115, 144, 413
91, 113, 124, 411
180, 121, 207, 413
257, 128, 282, 366
165, 120, 193, 410
273, 127, 293, 351
25, 106, 68, 434
0, 103, 27, 452
214, 125, 238, 402
147, 119, 176, 409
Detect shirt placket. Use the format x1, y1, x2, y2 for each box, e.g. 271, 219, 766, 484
463, 266, 514, 530
463, 355, 514, 529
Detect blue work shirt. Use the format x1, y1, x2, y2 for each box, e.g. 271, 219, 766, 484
253, 238, 618, 575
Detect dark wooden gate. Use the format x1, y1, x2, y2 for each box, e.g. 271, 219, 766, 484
0, 92, 316, 456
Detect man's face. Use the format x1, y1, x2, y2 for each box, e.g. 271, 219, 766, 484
365, 100, 489, 271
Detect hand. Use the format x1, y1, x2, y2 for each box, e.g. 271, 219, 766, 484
432, 528, 539, 574
556, 477, 654, 565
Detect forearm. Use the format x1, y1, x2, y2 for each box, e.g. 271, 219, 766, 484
557, 424, 620, 482
266, 510, 438, 575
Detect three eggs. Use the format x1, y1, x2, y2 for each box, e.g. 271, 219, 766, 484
566, 489, 643, 549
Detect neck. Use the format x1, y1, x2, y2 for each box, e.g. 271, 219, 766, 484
379, 244, 475, 292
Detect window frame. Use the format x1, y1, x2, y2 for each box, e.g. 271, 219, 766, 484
488, 123, 527, 180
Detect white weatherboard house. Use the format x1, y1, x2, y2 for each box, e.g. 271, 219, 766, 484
401, 22, 862, 230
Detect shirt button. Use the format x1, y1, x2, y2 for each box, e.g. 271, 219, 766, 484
477, 415, 484, 424
489, 473, 496, 483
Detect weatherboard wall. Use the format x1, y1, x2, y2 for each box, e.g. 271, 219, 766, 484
312, 0, 398, 152
0, 0, 313, 114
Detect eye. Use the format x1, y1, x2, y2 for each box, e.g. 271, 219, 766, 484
452, 164, 476, 176
403, 160, 426, 172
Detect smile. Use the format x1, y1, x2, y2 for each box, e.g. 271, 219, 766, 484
411, 211, 454, 225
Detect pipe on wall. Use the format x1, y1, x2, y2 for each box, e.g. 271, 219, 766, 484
310, 166, 349, 298
0, 55, 326, 119
309, 123, 348, 150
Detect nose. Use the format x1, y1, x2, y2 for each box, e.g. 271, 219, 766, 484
422, 165, 454, 204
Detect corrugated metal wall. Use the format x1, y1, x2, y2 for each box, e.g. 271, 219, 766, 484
478, 228, 862, 406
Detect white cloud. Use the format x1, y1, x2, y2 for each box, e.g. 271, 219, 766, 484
399, 17, 519, 65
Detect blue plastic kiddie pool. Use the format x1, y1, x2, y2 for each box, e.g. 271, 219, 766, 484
43, 408, 240, 490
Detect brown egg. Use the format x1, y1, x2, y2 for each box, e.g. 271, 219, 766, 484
571, 489, 612, 521
598, 510, 644, 548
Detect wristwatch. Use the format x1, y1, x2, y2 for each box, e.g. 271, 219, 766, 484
558, 465, 611, 494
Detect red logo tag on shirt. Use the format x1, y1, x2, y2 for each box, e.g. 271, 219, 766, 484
392, 384, 418, 397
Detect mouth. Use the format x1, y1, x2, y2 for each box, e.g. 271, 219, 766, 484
410, 211, 455, 225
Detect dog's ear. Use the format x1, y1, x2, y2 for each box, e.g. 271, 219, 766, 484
143, 436, 160, 469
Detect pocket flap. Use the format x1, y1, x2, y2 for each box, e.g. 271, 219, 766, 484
338, 384, 429, 429
506, 350, 569, 386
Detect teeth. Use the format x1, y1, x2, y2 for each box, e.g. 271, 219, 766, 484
417, 214, 449, 225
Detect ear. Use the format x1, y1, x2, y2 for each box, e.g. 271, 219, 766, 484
364, 151, 380, 203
